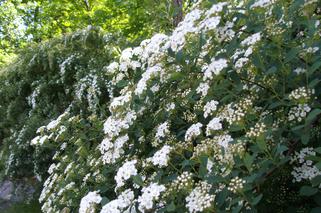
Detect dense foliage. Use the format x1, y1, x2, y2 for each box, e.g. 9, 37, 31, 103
0, 26, 114, 179
1, 0, 321, 212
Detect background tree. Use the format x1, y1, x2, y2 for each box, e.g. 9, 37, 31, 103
0, 0, 193, 67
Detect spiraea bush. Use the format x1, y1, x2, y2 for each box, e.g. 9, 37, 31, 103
1, 0, 321, 212
0, 26, 118, 179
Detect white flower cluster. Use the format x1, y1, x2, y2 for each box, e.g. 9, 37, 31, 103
135, 64, 163, 96
291, 147, 321, 183
250, 0, 274, 9
172, 172, 194, 191
47, 111, 69, 130
220, 98, 253, 125
101, 189, 135, 213
149, 145, 172, 168
228, 177, 246, 193
288, 104, 311, 122
203, 58, 228, 80
79, 191, 102, 213
115, 160, 138, 189
109, 91, 132, 113
216, 134, 233, 149
26, 86, 40, 109
185, 181, 215, 213
206, 117, 223, 136
246, 122, 266, 138
185, 123, 203, 141
289, 87, 314, 102
59, 53, 80, 76
30, 135, 48, 146
233, 32, 262, 70
138, 183, 166, 212
196, 82, 210, 97
105, 61, 119, 74
241, 32, 262, 46
293, 67, 306, 75
99, 134, 129, 164
203, 100, 219, 118
155, 122, 170, 142
101, 110, 137, 164
103, 111, 137, 138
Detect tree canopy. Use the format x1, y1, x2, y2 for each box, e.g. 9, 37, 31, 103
0, 0, 190, 67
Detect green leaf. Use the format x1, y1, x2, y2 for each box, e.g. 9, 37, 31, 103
313, 193, 321, 205
299, 186, 318, 196
309, 61, 321, 75
285, 47, 299, 63
169, 72, 185, 82
276, 144, 288, 155
306, 109, 321, 123
291, 124, 305, 131
166, 202, 176, 212
268, 101, 284, 109
301, 131, 310, 145
229, 124, 244, 132
101, 197, 109, 206
199, 156, 208, 178
311, 207, 321, 213
256, 136, 267, 151
315, 162, 321, 170
266, 66, 277, 74
251, 194, 263, 205
132, 175, 144, 187
311, 176, 321, 187
315, 147, 321, 154
308, 79, 321, 88
244, 153, 255, 172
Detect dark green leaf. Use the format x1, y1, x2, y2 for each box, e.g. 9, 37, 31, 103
306, 109, 321, 123
299, 186, 318, 196
132, 175, 144, 187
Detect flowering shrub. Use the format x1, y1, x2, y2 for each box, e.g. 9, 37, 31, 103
0, 26, 114, 178
1, 0, 321, 212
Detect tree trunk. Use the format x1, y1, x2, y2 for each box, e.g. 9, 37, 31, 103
173, 0, 183, 27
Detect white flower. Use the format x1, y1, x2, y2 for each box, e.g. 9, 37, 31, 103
105, 62, 119, 74
250, 0, 274, 8
216, 134, 233, 149
241, 32, 261, 46
200, 16, 221, 31
31, 135, 49, 146
47, 111, 69, 130
135, 65, 163, 96
109, 92, 132, 112
103, 111, 137, 138
115, 160, 138, 189
288, 104, 311, 122
293, 67, 306, 75
155, 122, 170, 142
101, 189, 134, 213
100, 134, 129, 164
79, 191, 102, 213
207, 159, 214, 173
205, 2, 228, 16
206, 117, 222, 135
203, 100, 219, 118
185, 123, 203, 142
291, 147, 321, 183
203, 58, 228, 80
138, 183, 166, 212
196, 82, 210, 97
150, 145, 172, 167
186, 182, 215, 213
